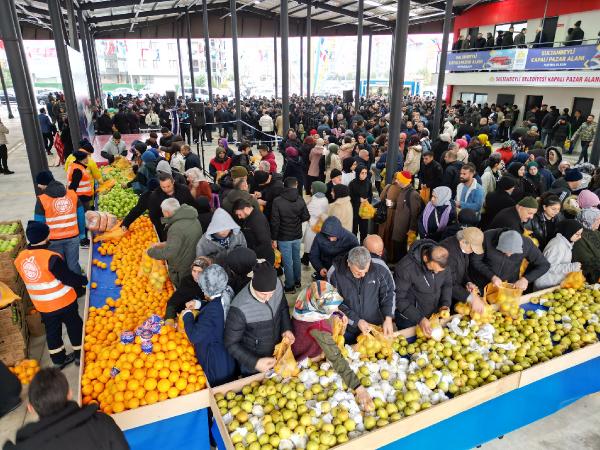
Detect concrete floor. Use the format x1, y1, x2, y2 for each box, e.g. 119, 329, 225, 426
0, 109, 598, 449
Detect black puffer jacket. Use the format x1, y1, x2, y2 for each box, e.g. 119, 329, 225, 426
525, 211, 561, 250
4, 402, 129, 450
238, 207, 275, 264
224, 280, 292, 373
470, 228, 550, 290
147, 183, 202, 241
271, 187, 310, 241
439, 235, 472, 307
394, 239, 452, 325
328, 253, 395, 334
468, 144, 490, 175
418, 160, 444, 189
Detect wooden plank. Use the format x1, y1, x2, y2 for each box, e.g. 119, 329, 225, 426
210, 385, 235, 450
519, 342, 600, 387
519, 286, 558, 305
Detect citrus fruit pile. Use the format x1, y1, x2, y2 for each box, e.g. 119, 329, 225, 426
9, 359, 40, 384
81, 217, 207, 414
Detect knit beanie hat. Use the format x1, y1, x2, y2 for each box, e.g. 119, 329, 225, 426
141, 151, 157, 163
497, 176, 516, 191
556, 219, 583, 242
518, 196, 539, 209
285, 147, 299, 158
332, 184, 349, 199
311, 181, 327, 194
395, 170, 412, 186
497, 230, 523, 254
253, 170, 270, 185
457, 208, 479, 226
251, 262, 277, 292
456, 138, 468, 149
156, 160, 172, 175
526, 161, 539, 169
230, 166, 248, 180
78, 138, 94, 153
26, 220, 50, 245
578, 190, 600, 209
565, 168, 583, 182
73, 150, 88, 161
36, 170, 54, 185
366, 135, 375, 145
309, 129, 318, 136
330, 168, 342, 180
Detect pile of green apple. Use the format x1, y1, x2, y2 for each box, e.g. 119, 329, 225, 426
218, 285, 600, 449
0, 237, 20, 253
98, 186, 138, 219
0, 223, 20, 234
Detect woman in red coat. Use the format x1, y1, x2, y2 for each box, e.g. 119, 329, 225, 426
209, 146, 232, 181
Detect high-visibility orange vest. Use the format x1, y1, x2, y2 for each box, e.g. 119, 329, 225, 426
14, 249, 77, 313
67, 161, 93, 197
38, 190, 79, 240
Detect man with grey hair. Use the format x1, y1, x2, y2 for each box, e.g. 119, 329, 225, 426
147, 197, 203, 288
328, 246, 395, 344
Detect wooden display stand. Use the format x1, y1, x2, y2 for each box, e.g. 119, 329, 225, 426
209, 287, 600, 450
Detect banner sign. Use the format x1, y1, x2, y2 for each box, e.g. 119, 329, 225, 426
447, 44, 600, 72
489, 73, 600, 87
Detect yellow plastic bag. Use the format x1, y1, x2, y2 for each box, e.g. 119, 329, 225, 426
93, 223, 125, 242
311, 217, 325, 233
564, 139, 571, 150
420, 186, 431, 203
0, 281, 21, 308
484, 282, 522, 319
561, 271, 585, 289
355, 325, 393, 359
138, 252, 168, 291
273, 335, 299, 378
274, 248, 282, 269
358, 202, 376, 220
112, 156, 132, 169
97, 179, 116, 194
331, 315, 347, 354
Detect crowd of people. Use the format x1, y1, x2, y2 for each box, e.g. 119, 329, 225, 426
2, 88, 600, 447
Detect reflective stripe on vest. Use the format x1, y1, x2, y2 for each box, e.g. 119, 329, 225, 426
67, 162, 93, 197
14, 249, 77, 313
38, 190, 79, 240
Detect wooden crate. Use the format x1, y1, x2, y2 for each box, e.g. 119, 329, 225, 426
0, 237, 24, 265
0, 299, 29, 366
0, 220, 24, 239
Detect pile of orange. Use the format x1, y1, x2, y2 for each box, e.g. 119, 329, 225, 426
9, 359, 40, 384
81, 217, 207, 414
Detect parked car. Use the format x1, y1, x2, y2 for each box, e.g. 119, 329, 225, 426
0, 88, 16, 105
110, 87, 138, 97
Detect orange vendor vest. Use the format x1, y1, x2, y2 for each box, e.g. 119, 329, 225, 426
14, 249, 77, 313
67, 161, 93, 197
37, 190, 79, 240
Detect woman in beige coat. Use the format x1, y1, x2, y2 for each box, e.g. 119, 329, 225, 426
328, 184, 353, 232
404, 136, 422, 175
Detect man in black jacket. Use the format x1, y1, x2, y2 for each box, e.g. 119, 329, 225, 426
394, 240, 452, 335
480, 176, 517, 229
255, 170, 285, 220
470, 228, 550, 292
4, 368, 128, 450
271, 177, 310, 293
181, 144, 201, 171
224, 262, 293, 375
233, 199, 275, 265
328, 247, 395, 344
419, 150, 444, 190
443, 149, 464, 196
487, 196, 538, 233
310, 216, 359, 279
440, 228, 487, 313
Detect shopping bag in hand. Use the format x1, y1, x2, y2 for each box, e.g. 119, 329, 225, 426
273, 335, 299, 378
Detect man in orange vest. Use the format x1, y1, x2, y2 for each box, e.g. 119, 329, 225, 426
15, 222, 87, 369
66, 151, 94, 211
34, 171, 86, 273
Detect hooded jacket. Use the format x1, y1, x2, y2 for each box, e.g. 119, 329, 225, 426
534, 233, 580, 289
546, 147, 563, 178
196, 208, 247, 265
147, 204, 203, 287
439, 236, 474, 306
418, 159, 444, 190
271, 187, 310, 241
224, 280, 291, 373
34, 180, 86, 240
394, 239, 453, 325
470, 228, 550, 290
238, 206, 274, 264
572, 229, 600, 283
328, 252, 395, 334
309, 217, 359, 273
225, 247, 257, 295
404, 144, 422, 175
4, 402, 128, 450
328, 195, 354, 233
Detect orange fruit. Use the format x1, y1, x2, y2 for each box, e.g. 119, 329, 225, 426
126, 379, 139, 392
157, 379, 171, 393
175, 378, 187, 391
128, 398, 140, 409
168, 371, 179, 384
112, 401, 125, 413
143, 378, 157, 391
145, 390, 159, 404
133, 368, 145, 380
167, 387, 179, 399
158, 368, 170, 379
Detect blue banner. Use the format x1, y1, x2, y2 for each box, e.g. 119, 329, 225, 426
447, 49, 521, 71
525, 44, 600, 70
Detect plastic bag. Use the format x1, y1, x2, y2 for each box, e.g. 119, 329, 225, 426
331, 315, 347, 354
97, 179, 116, 194
561, 271, 585, 289
0, 281, 21, 308
112, 156, 131, 169
86, 211, 118, 232
416, 312, 445, 341
355, 325, 393, 359
274, 248, 282, 269
420, 186, 431, 203
358, 202, 376, 220
138, 252, 168, 291
92, 223, 125, 242
484, 282, 522, 319
311, 216, 325, 233
564, 139, 571, 150
273, 335, 299, 378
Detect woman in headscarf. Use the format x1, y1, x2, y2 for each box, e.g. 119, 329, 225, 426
182, 264, 236, 386
291, 281, 374, 411
209, 146, 232, 181
217, 137, 234, 157
455, 137, 469, 164
328, 184, 353, 232
224, 247, 257, 295
325, 143, 342, 182
505, 162, 527, 202
573, 208, 600, 283
527, 193, 562, 250
165, 256, 212, 320
546, 147, 563, 179
418, 186, 456, 241
524, 161, 545, 197
306, 138, 325, 194
302, 181, 330, 265
534, 220, 583, 289
348, 164, 373, 242
341, 157, 358, 185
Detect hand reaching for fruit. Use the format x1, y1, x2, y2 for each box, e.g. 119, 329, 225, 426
255, 357, 277, 373
418, 317, 432, 338
491, 275, 503, 288
358, 319, 372, 334
382, 317, 394, 338
470, 294, 486, 315
514, 277, 529, 291
355, 385, 374, 412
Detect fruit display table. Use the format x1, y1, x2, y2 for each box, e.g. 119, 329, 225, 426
210, 288, 600, 450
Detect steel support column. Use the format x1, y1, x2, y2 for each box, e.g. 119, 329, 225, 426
0, 0, 48, 188
281, 0, 290, 132
385, 0, 409, 185
0, 61, 14, 119
431, 0, 453, 140
300, 36, 303, 98
354, 0, 364, 112
202, 0, 213, 103
186, 10, 196, 101
366, 33, 372, 98
590, 119, 600, 166
77, 9, 96, 102
48, 0, 81, 151
273, 20, 278, 99
89, 33, 103, 104
388, 30, 395, 103
176, 22, 185, 98
66, 0, 80, 51
306, 1, 311, 102
230, 0, 242, 140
